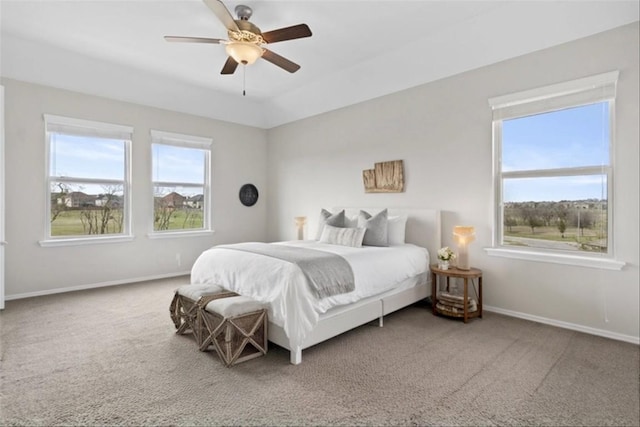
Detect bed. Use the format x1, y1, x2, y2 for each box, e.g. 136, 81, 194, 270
190, 208, 441, 364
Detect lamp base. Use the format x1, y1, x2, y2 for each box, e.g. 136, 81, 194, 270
456, 250, 470, 270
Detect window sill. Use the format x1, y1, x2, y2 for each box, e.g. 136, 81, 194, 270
148, 230, 214, 239
39, 235, 134, 247
484, 247, 625, 270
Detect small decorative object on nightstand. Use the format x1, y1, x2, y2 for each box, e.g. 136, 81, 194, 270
431, 264, 482, 323
436, 246, 455, 270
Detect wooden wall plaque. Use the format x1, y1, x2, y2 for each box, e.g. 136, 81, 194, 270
363, 160, 404, 193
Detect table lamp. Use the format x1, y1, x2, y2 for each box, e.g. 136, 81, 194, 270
453, 226, 476, 270
295, 216, 307, 240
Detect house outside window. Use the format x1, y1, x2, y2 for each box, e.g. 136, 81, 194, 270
150, 130, 212, 235
42, 115, 132, 246
487, 71, 624, 270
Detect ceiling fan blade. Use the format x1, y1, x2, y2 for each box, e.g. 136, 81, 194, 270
164, 36, 224, 44
262, 49, 301, 73
203, 0, 239, 32
220, 56, 239, 75
262, 24, 312, 44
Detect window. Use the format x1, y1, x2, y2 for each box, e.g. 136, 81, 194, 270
150, 130, 212, 235
42, 115, 132, 245
488, 71, 623, 269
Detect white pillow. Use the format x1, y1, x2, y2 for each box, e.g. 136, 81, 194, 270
319, 224, 366, 248
388, 215, 408, 245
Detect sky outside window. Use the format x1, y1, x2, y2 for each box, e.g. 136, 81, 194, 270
502, 102, 609, 202
51, 134, 124, 179
152, 144, 205, 185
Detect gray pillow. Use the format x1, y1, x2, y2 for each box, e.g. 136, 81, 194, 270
358, 209, 389, 247
316, 209, 346, 240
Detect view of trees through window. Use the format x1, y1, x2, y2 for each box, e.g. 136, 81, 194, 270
152, 141, 208, 232
499, 102, 610, 253
503, 198, 607, 253
47, 126, 129, 238
153, 187, 205, 231
50, 182, 125, 236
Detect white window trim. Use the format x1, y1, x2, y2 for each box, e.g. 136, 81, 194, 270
485, 247, 625, 271
40, 115, 133, 247
486, 71, 625, 270
149, 130, 213, 237
39, 235, 135, 248
488, 71, 619, 119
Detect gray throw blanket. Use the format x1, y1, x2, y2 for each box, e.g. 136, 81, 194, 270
219, 243, 355, 299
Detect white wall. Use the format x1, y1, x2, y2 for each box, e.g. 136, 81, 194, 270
266, 23, 640, 342
3, 78, 268, 297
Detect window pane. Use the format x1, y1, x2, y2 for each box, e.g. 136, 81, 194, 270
502, 176, 607, 253
50, 134, 125, 180
502, 103, 609, 172
152, 144, 205, 184
153, 185, 204, 231
50, 181, 124, 236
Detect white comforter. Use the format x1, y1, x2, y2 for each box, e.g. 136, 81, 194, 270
190, 240, 428, 349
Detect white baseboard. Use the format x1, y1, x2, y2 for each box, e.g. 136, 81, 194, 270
484, 305, 639, 345
5, 271, 191, 301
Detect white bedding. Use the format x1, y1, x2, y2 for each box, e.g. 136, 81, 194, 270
190, 240, 428, 349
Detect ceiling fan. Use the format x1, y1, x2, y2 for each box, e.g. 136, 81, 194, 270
164, 0, 312, 75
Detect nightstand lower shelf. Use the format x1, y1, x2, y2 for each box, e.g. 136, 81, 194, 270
434, 304, 481, 319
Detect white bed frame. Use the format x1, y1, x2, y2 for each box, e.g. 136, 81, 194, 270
268, 208, 441, 364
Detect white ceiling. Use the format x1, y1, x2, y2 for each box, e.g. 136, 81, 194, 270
1, 1, 638, 129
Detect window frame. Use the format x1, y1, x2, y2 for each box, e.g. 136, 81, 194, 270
487, 71, 624, 270
148, 130, 213, 238
40, 115, 133, 247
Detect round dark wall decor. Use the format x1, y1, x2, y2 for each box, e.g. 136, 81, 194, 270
239, 184, 259, 207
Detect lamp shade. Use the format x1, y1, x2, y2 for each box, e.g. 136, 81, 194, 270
225, 42, 264, 65
453, 226, 476, 245
453, 226, 475, 270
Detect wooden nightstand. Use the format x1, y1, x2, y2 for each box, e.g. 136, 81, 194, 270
430, 265, 482, 323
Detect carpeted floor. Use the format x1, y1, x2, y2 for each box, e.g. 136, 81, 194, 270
1, 277, 638, 426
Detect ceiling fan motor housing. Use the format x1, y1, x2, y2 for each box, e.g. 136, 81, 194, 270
235, 5, 253, 20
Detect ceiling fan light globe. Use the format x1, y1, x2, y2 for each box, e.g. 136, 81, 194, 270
225, 42, 263, 65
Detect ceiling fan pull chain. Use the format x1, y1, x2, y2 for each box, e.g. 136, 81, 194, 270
243, 65, 246, 96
